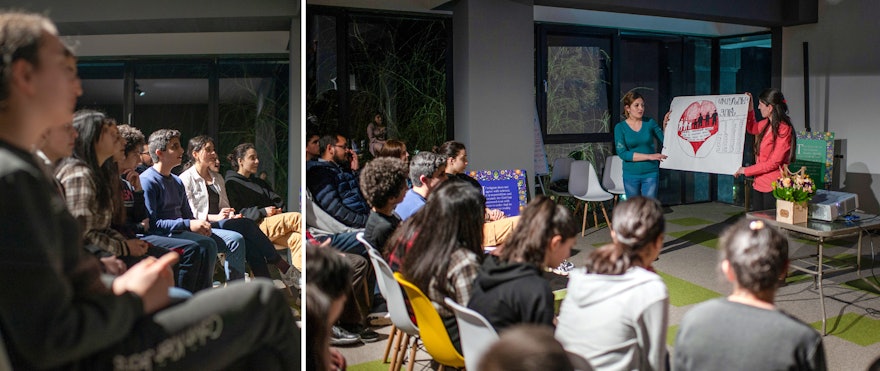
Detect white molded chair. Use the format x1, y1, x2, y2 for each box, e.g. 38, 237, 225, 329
569, 160, 613, 235
356, 232, 421, 371
443, 298, 500, 371
602, 155, 626, 205
546, 157, 575, 201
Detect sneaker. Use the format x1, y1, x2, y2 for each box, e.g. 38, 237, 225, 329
280, 266, 302, 290
552, 260, 575, 276
367, 311, 392, 327
359, 328, 381, 343
330, 326, 360, 346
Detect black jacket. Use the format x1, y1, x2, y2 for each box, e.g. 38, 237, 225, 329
467, 255, 555, 333
224, 170, 285, 222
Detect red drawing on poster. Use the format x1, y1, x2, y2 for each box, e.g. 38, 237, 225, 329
677, 100, 719, 155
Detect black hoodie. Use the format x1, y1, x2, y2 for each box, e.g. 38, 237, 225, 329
467, 255, 555, 333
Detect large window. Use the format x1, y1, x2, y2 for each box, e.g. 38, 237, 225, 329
307, 7, 452, 156
76, 58, 290, 199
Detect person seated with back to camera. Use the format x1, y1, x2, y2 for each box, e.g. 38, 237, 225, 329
468, 196, 577, 333
224, 142, 303, 277
478, 325, 581, 371
387, 179, 486, 354
178, 135, 299, 289
555, 196, 669, 371
673, 219, 826, 370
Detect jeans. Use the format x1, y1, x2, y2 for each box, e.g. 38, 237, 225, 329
210, 228, 247, 280
623, 174, 659, 199
216, 218, 283, 280
140, 233, 216, 293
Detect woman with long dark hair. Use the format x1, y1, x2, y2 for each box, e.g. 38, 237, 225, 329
56, 110, 151, 259
468, 196, 578, 332
225, 142, 303, 275
733, 88, 796, 211
179, 135, 299, 288
556, 196, 668, 371
387, 179, 485, 353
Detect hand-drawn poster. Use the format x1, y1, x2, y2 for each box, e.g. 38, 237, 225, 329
660, 94, 750, 175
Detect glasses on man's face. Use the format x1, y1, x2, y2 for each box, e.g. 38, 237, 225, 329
333, 144, 350, 150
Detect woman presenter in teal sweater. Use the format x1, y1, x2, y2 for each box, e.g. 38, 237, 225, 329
613, 91, 668, 199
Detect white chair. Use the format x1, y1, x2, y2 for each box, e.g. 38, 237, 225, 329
546, 157, 574, 201
569, 160, 613, 235
602, 155, 626, 205
443, 298, 500, 371
356, 232, 421, 371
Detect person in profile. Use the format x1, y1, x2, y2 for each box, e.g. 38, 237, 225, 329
674, 219, 826, 370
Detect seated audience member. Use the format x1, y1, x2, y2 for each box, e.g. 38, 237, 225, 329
115, 123, 214, 292
306, 130, 321, 162
306, 245, 353, 371
555, 196, 668, 371
55, 111, 155, 261
179, 135, 299, 288
375, 139, 409, 163
306, 133, 370, 228
388, 180, 485, 353
674, 219, 826, 370
360, 157, 408, 256
0, 12, 299, 369
36, 45, 80, 172
394, 151, 448, 221
359, 156, 409, 324
140, 129, 246, 280
468, 196, 577, 333
225, 142, 303, 273
436, 140, 520, 247
478, 325, 579, 371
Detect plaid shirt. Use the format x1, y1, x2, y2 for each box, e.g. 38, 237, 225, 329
56, 160, 129, 256
428, 248, 480, 318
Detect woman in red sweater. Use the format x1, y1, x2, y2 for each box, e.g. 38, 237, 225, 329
733, 88, 796, 211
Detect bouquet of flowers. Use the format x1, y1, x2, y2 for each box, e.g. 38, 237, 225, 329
771, 166, 814, 203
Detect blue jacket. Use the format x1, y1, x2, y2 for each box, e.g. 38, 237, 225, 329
306, 159, 369, 228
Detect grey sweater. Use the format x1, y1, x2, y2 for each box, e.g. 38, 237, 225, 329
674, 298, 826, 371
556, 267, 669, 371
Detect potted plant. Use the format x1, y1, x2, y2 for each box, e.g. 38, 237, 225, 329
771, 166, 814, 224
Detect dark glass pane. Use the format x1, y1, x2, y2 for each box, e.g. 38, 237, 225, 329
307, 14, 339, 135
546, 35, 612, 136
219, 60, 290, 200
133, 62, 211, 144
77, 62, 124, 120
346, 16, 448, 155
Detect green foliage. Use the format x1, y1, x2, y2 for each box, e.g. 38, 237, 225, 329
546, 46, 611, 136
347, 19, 448, 153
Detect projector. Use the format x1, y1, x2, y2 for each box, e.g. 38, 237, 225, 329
808, 190, 858, 222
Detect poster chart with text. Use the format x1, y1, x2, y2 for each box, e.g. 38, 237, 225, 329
660, 94, 750, 175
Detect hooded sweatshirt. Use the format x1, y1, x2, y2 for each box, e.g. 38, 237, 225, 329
555, 267, 668, 371
467, 255, 555, 333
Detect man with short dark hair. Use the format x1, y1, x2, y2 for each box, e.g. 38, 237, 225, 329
306, 133, 370, 228
394, 151, 448, 220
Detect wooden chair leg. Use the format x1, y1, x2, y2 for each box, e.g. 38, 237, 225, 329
593, 202, 599, 228
406, 337, 418, 371
581, 201, 589, 236
600, 201, 612, 231
394, 333, 410, 371
438, 365, 445, 371
386, 327, 401, 368
383, 324, 397, 363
